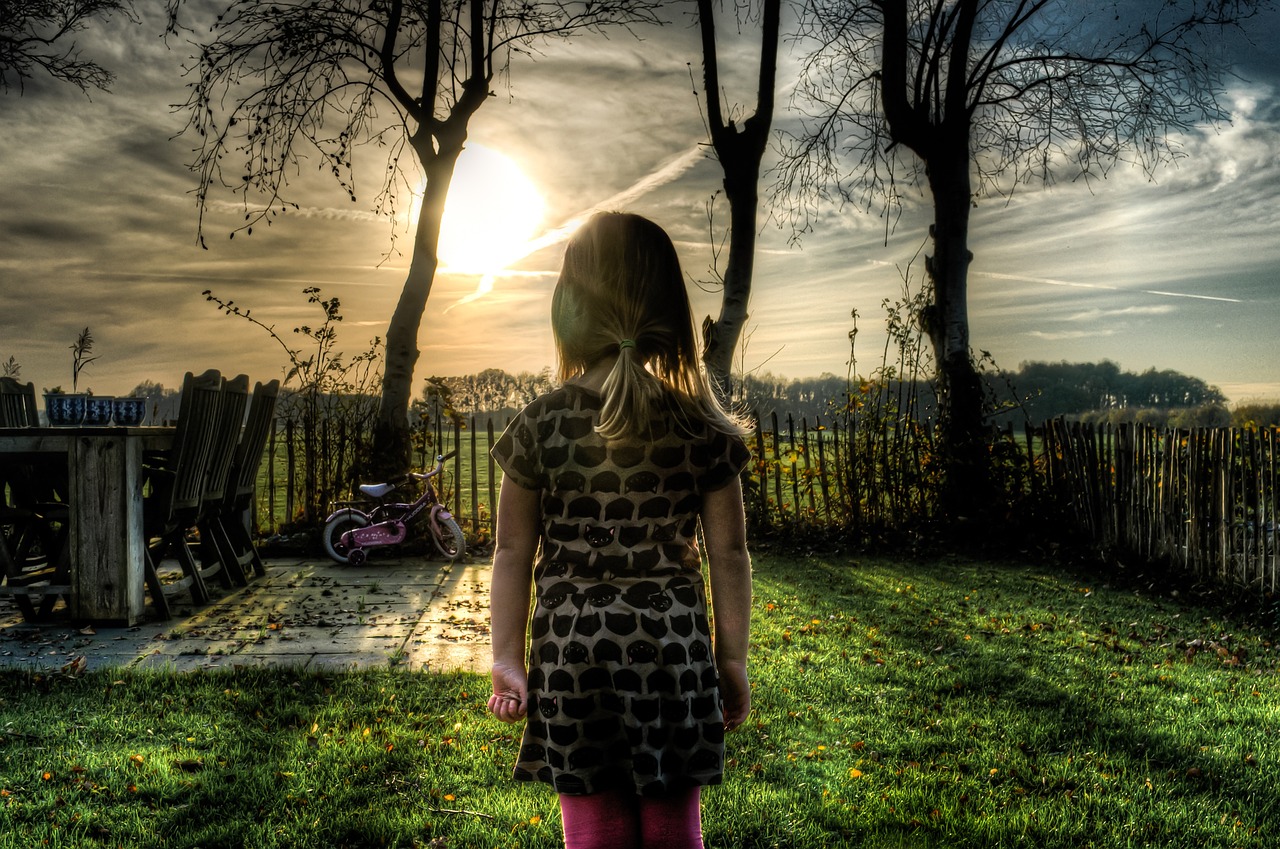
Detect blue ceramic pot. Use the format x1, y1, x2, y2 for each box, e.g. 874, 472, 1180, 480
84, 395, 115, 426
112, 396, 146, 426
45, 393, 87, 426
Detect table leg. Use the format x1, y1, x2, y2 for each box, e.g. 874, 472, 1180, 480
68, 434, 145, 625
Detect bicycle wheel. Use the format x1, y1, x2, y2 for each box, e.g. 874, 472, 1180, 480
431, 514, 465, 562
323, 509, 370, 565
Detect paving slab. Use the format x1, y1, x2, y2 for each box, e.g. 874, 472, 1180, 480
0, 556, 493, 674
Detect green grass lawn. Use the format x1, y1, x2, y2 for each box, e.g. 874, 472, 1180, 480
1, 552, 1277, 848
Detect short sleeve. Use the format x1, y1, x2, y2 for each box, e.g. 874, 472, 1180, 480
695, 429, 751, 492
491, 404, 541, 490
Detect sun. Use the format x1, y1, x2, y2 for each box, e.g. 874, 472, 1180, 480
436, 145, 545, 276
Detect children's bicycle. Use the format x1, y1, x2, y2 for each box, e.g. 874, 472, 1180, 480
322, 453, 465, 566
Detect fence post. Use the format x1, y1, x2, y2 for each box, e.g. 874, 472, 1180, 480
453, 418, 463, 522
770, 411, 784, 522
814, 417, 832, 522
787, 414, 800, 519
752, 411, 768, 525
285, 418, 296, 525
267, 416, 277, 534
487, 417, 498, 541
470, 415, 479, 539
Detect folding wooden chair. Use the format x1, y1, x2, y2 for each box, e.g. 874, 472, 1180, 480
209, 379, 279, 582
193, 374, 251, 587
142, 369, 224, 618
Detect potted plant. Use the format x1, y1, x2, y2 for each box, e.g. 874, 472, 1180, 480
44, 327, 97, 426
43, 385, 85, 426
43, 328, 147, 426
111, 395, 146, 426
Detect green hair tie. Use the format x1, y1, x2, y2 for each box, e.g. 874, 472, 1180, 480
618, 339, 637, 350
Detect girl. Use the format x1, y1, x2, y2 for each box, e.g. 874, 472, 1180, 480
488, 212, 753, 849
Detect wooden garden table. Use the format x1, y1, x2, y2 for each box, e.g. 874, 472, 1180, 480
0, 426, 174, 626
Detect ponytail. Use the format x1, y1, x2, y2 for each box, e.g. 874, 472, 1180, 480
596, 338, 665, 440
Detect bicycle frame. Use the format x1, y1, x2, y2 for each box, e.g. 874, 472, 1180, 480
341, 491, 443, 550
327, 453, 458, 556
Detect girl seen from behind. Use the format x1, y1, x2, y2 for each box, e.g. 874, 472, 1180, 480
488, 212, 753, 849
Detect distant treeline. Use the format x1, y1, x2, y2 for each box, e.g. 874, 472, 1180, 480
123, 361, 1280, 430
420, 362, 1280, 429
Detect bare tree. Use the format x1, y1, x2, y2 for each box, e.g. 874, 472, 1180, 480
695, 0, 781, 399
0, 0, 136, 95
779, 0, 1272, 518
168, 0, 662, 473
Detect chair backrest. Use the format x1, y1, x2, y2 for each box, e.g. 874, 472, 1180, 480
224, 379, 281, 509
166, 369, 224, 517
200, 374, 250, 512
0, 378, 38, 427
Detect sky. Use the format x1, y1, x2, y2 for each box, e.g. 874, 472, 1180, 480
1, 2, 1278, 408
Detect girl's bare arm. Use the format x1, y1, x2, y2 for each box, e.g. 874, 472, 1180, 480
702, 476, 752, 730
487, 479, 541, 722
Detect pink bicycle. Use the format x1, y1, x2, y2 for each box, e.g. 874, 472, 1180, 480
322, 453, 465, 566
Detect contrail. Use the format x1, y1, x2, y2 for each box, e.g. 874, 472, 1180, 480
982, 271, 1244, 303
445, 144, 707, 311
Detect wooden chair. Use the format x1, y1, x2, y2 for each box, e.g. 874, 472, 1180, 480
142, 369, 224, 618
0, 378, 39, 427
0, 504, 68, 620
193, 374, 251, 587
208, 379, 279, 582
0, 378, 70, 619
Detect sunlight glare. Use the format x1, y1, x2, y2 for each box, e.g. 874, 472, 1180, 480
436, 145, 545, 276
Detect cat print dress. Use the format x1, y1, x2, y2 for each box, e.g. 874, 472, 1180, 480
492, 384, 750, 796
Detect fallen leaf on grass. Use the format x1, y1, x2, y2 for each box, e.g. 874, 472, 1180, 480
60, 656, 88, 677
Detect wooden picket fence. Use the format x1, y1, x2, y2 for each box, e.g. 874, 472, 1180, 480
1042, 420, 1279, 594
257, 411, 875, 542
257, 415, 506, 546
253, 411, 1278, 595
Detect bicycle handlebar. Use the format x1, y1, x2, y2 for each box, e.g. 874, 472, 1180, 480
409, 450, 456, 482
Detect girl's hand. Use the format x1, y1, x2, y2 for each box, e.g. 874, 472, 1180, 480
488, 662, 528, 723
719, 660, 750, 731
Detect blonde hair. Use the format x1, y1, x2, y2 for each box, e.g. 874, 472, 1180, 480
551, 212, 745, 441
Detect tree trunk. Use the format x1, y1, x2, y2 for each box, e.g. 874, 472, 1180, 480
372, 138, 464, 476
703, 165, 759, 399
924, 145, 988, 521
697, 0, 779, 402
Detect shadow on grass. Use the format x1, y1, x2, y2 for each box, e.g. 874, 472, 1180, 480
733, 553, 1279, 848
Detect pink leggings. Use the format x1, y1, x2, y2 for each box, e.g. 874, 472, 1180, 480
559, 786, 704, 849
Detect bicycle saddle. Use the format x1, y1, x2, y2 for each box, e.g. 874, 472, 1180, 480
359, 483, 397, 499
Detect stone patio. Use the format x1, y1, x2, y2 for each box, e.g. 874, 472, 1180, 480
0, 556, 492, 675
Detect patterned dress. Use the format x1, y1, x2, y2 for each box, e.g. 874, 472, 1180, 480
491, 384, 750, 797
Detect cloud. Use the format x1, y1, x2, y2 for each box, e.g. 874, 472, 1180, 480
1026, 328, 1120, 341
1062, 305, 1177, 321
212, 200, 387, 225
2, 16, 1278, 403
